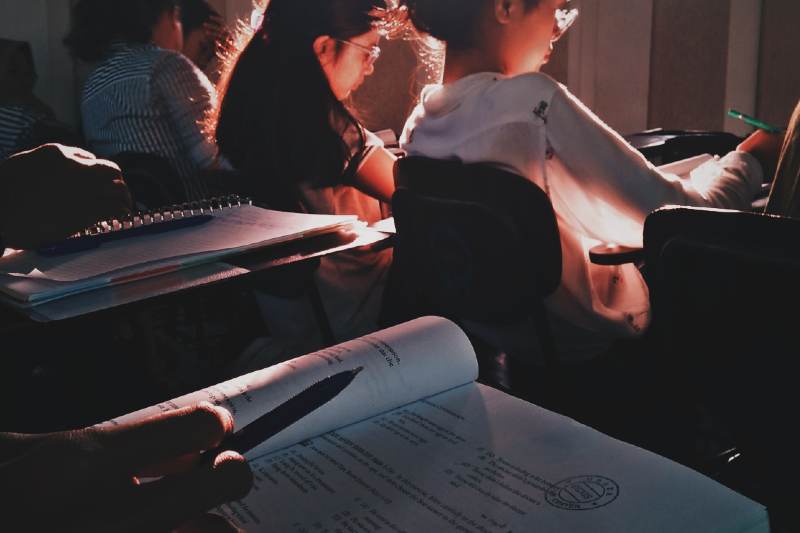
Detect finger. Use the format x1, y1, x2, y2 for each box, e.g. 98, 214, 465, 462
96, 403, 234, 472
59, 144, 99, 162
82, 155, 121, 172
86, 177, 133, 219
175, 512, 244, 533
136, 451, 202, 478
114, 451, 253, 533
47, 181, 132, 241
66, 162, 133, 221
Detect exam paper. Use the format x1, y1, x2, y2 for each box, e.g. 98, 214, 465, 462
221, 383, 768, 533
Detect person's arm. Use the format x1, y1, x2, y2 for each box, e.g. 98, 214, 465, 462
546, 85, 764, 243
0, 402, 252, 532
152, 53, 230, 174
0, 144, 132, 250
737, 128, 785, 183
351, 145, 397, 204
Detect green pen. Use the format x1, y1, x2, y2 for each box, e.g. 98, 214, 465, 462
727, 109, 784, 134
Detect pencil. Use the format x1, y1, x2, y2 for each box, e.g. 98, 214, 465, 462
727, 109, 784, 134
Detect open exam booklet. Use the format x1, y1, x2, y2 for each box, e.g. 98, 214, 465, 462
109, 317, 769, 532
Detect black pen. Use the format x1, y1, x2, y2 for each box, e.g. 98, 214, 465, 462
37, 214, 214, 256
206, 366, 364, 460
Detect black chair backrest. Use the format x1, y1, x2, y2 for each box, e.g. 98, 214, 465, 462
114, 152, 185, 208
382, 156, 561, 359
644, 206, 800, 301
643, 206, 800, 513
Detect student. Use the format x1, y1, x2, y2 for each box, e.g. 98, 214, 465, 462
64, 0, 229, 202
213, 0, 398, 351
0, 402, 252, 532
765, 100, 800, 218
0, 40, 79, 159
399, 0, 782, 361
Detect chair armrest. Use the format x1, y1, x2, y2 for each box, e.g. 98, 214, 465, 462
589, 244, 644, 265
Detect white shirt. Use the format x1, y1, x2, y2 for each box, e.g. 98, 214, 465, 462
401, 72, 763, 360
299, 127, 392, 341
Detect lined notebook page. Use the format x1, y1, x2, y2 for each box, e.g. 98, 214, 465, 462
0, 206, 356, 282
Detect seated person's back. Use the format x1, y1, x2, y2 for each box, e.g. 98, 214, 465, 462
65, 0, 229, 201
0, 39, 78, 159
400, 0, 779, 361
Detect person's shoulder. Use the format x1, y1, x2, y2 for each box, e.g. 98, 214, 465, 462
486, 72, 565, 113
151, 49, 213, 90
503, 71, 562, 92
152, 48, 197, 74
87, 44, 164, 80
492, 71, 561, 96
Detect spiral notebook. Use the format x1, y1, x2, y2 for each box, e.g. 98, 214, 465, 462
0, 196, 358, 305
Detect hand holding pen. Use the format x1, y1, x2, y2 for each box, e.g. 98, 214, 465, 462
730, 109, 786, 181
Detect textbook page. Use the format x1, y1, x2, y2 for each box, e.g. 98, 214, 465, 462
220, 383, 768, 533
106, 316, 479, 458
0, 205, 356, 283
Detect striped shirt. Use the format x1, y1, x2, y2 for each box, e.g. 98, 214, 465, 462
81, 42, 228, 200
0, 104, 51, 160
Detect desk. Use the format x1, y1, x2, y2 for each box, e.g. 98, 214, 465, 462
625, 129, 771, 211
0, 226, 393, 432
1, 226, 391, 324
625, 129, 741, 166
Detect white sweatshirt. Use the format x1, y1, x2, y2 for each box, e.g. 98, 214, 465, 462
401, 72, 763, 361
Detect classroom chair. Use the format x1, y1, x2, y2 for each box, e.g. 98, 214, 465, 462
381, 156, 651, 433
381, 156, 562, 374
642, 206, 800, 527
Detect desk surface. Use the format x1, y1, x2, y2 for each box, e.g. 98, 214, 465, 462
1, 226, 392, 324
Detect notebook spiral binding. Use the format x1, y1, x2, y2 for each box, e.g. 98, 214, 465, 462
79, 194, 253, 236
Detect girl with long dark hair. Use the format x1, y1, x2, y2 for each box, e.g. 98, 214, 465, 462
214, 0, 398, 351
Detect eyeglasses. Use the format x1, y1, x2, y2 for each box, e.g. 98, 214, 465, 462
334, 39, 382, 67
553, 7, 579, 42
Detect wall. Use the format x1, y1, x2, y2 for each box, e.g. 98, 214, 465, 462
648, 0, 731, 131
757, 0, 800, 127
359, 0, 799, 137
0, 0, 258, 129
1, 1, 797, 136
564, 0, 797, 135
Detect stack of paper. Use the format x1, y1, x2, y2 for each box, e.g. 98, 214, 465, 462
0, 205, 356, 306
